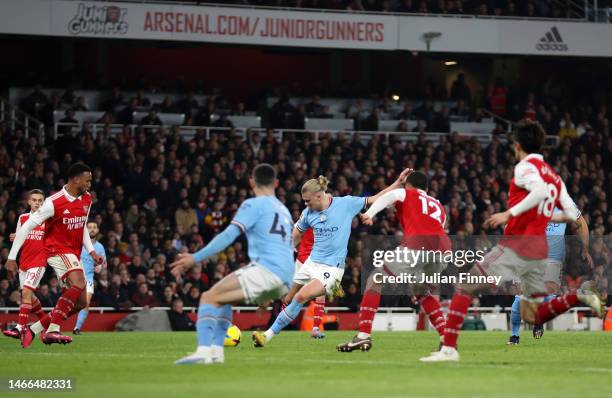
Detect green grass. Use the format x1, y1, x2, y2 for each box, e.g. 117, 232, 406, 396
1, 331, 611, 398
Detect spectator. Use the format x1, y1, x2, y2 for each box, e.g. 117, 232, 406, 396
450, 73, 472, 102
100, 86, 125, 112
37, 284, 55, 307
118, 98, 139, 125
559, 112, 577, 140
141, 109, 162, 126
131, 282, 158, 308
397, 103, 415, 120
167, 298, 195, 331
74, 96, 88, 111
175, 200, 198, 236
305, 94, 326, 117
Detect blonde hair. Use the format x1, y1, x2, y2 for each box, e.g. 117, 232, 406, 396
301, 175, 329, 194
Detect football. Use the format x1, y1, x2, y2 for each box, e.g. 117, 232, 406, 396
224, 325, 242, 347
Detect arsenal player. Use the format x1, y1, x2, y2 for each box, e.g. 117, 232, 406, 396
336, 170, 450, 352
2, 189, 51, 348
6, 162, 104, 345
420, 121, 605, 362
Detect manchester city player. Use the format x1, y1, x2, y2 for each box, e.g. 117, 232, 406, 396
171, 164, 294, 365
507, 208, 592, 344
74, 221, 106, 334
252, 169, 412, 347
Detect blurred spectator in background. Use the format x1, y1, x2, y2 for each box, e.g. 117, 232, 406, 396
167, 298, 195, 331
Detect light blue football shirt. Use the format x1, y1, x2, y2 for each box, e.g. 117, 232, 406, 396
232, 195, 295, 287
81, 241, 106, 282
296, 196, 367, 268
546, 208, 567, 262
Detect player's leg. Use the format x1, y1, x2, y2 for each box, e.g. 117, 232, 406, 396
258, 278, 326, 345
418, 294, 446, 346
421, 247, 512, 362
282, 282, 302, 305
13, 267, 47, 348
508, 295, 522, 345
43, 255, 86, 344
176, 273, 244, 365
337, 273, 381, 352
74, 280, 94, 334
311, 295, 326, 338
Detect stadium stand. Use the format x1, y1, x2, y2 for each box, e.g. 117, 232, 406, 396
0, 80, 609, 310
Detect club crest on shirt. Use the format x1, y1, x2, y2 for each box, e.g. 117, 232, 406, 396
83, 205, 89, 213
320, 215, 327, 222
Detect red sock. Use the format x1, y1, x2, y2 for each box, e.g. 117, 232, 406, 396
313, 297, 325, 329
31, 298, 50, 329
420, 295, 445, 337
18, 302, 32, 327
536, 293, 579, 324
443, 293, 471, 348
359, 290, 381, 334
50, 286, 83, 326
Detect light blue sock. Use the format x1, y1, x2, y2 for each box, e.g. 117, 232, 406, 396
213, 304, 232, 347
196, 304, 219, 347
510, 295, 521, 337
75, 310, 89, 330
270, 299, 303, 335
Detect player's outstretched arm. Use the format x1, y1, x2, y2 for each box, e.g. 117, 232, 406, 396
170, 224, 242, 277
361, 189, 406, 225
366, 168, 413, 206
82, 228, 104, 265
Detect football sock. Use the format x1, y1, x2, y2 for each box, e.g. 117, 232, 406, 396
18, 302, 32, 328
213, 304, 232, 348
358, 289, 381, 337
510, 295, 521, 336
269, 299, 303, 338
443, 293, 471, 349
535, 293, 578, 324
312, 297, 325, 330
31, 298, 49, 327
420, 295, 445, 338
196, 304, 219, 348
75, 310, 89, 330
49, 285, 83, 330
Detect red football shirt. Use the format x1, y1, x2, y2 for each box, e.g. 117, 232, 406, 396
296, 228, 314, 263
395, 188, 451, 252
501, 154, 566, 259
30, 187, 92, 259
16, 213, 47, 270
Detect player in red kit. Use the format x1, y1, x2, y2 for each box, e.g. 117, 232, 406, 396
2, 189, 51, 348
420, 121, 605, 362
6, 162, 104, 345
293, 228, 327, 338
337, 170, 450, 352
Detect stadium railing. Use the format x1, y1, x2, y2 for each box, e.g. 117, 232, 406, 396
0, 96, 46, 143
52, 122, 561, 148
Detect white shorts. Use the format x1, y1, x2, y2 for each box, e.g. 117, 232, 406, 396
47, 253, 84, 281
543, 259, 563, 285
293, 257, 344, 295
476, 245, 546, 298
235, 262, 288, 305
19, 267, 46, 290
86, 279, 95, 295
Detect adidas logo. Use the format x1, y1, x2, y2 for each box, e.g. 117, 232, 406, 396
63, 209, 71, 215
536, 26, 568, 52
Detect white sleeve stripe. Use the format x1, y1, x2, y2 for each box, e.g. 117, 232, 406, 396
295, 223, 306, 232
231, 220, 246, 233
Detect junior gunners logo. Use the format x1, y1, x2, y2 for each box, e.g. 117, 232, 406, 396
68, 3, 128, 35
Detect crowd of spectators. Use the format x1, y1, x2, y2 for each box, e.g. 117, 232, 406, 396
0, 80, 610, 312
189, 1, 581, 19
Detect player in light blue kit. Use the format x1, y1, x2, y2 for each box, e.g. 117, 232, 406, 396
507, 208, 592, 345
171, 164, 295, 365
73, 221, 106, 334
253, 169, 412, 347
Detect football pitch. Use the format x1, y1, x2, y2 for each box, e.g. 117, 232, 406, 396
1, 331, 611, 398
